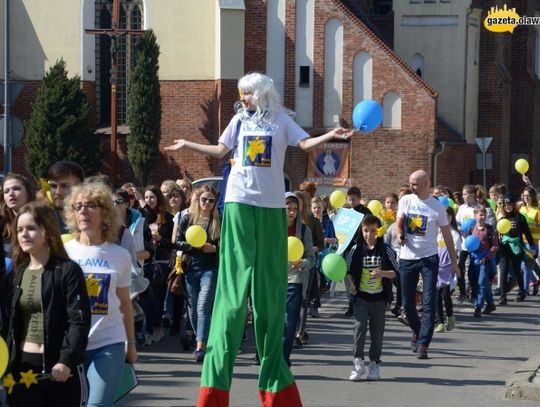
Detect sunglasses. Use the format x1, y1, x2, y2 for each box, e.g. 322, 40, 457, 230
113, 198, 127, 205
200, 197, 216, 204
73, 202, 100, 212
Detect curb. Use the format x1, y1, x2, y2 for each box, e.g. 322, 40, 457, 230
504, 352, 540, 401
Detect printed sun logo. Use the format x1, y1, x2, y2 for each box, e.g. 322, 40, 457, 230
86, 274, 101, 297
246, 137, 266, 162
484, 4, 520, 33
408, 216, 423, 232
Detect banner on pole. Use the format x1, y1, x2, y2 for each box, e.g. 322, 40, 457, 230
306, 142, 350, 186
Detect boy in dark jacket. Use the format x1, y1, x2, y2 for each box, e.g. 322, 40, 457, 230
346, 215, 398, 382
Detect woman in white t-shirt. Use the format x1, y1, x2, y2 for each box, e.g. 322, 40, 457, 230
63, 182, 136, 407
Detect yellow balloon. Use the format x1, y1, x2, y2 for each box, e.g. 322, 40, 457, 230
186, 225, 207, 248
330, 190, 346, 209
497, 218, 511, 234
0, 336, 8, 377
367, 200, 383, 215
288, 236, 304, 262
515, 158, 529, 175
61, 233, 74, 244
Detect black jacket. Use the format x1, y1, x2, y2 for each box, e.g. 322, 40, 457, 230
175, 213, 219, 268
2, 256, 91, 372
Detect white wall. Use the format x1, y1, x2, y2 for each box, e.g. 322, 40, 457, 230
324, 18, 343, 128
295, 0, 314, 127
266, 0, 286, 99
353, 51, 372, 105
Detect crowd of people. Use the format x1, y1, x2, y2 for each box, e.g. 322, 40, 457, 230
0, 72, 538, 407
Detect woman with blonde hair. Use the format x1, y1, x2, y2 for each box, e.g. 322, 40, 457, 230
63, 182, 136, 407
175, 184, 220, 362
3, 202, 90, 406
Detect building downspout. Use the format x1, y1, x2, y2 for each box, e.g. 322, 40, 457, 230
433, 141, 446, 186
3, 0, 11, 174
463, 7, 473, 141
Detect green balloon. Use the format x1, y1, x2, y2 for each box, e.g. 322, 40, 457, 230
322, 253, 347, 282
448, 198, 455, 208
487, 198, 496, 212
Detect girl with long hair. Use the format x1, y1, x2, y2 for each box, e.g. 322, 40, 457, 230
3, 202, 90, 406
175, 184, 220, 361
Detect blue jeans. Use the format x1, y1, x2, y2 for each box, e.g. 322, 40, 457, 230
85, 342, 125, 407
400, 255, 439, 348
472, 257, 496, 307
283, 283, 303, 365
184, 262, 217, 343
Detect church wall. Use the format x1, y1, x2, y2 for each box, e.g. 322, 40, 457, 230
393, 1, 470, 137
7, 0, 82, 80
151, 1, 216, 80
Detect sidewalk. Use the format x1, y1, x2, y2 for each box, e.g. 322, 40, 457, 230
120, 289, 540, 407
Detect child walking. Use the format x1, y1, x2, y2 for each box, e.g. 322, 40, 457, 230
435, 206, 461, 332
469, 206, 499, 316
346, 215, 398, 381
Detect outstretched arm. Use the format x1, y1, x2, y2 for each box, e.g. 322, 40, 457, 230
164, 139, 231, 159
298, 128, 354, 150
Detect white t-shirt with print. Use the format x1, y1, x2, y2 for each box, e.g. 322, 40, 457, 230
65, 240, 131, 350
397, 194, 449, 260
219, 111, 309, 208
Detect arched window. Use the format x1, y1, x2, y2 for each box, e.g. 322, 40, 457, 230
411, 53, 424, 78
353, 51, 372, 105
382, 91, 401, 129
324, 19, 343, 127
95, 0, 144, 126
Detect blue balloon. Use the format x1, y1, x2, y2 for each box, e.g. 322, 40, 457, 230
460, 218, 476, 233
352, 100, 383, 132
438, 196, 449, 207
464, 235, 480, 252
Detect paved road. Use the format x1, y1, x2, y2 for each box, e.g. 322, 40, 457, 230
120, 289, 540, 407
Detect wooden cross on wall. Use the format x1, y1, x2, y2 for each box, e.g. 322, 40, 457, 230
85, 0, 145, 186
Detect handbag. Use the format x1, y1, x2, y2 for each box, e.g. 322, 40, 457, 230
167, 253, 189, 295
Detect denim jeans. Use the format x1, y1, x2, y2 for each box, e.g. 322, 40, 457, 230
471, 257, 496, 307
184, 261, 217, 343
400, 255, 439, 348
352, 297, 386, 363
85, 342, 125, 407
283, 283, 303, 365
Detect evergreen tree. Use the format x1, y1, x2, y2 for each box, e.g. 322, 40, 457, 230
127, 29, 162, 185
25, 59, 100, 179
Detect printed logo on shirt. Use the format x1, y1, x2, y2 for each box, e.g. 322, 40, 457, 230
85, 273, 111, 315
243, 135, 272, 167
406, 214, 428, 237
359, 256, 382, 293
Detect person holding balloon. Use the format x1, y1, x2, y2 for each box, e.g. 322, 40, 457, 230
497, 194, 535, 304
175, 184, 220, 362
467, 206, 499, 317
164, 72, 352, 406
2, 201, 90, 406
345, 214, 398, 381
283, 192, 315, 366
455, 184, 495, 304
518, 186, 540, 296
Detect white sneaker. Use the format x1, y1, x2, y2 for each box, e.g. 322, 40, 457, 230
143, 333, 153, 346
152, 328, 164, 343
367, 361, 380, 381
349, 358, 366, 381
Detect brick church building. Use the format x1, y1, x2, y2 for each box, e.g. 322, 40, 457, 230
2, 0, 538, 196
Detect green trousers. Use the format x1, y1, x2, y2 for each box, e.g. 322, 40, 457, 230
198, 203, 302, 406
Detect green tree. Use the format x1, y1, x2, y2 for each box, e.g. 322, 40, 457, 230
25, 59, 100, 179
127, 29, 162, 185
